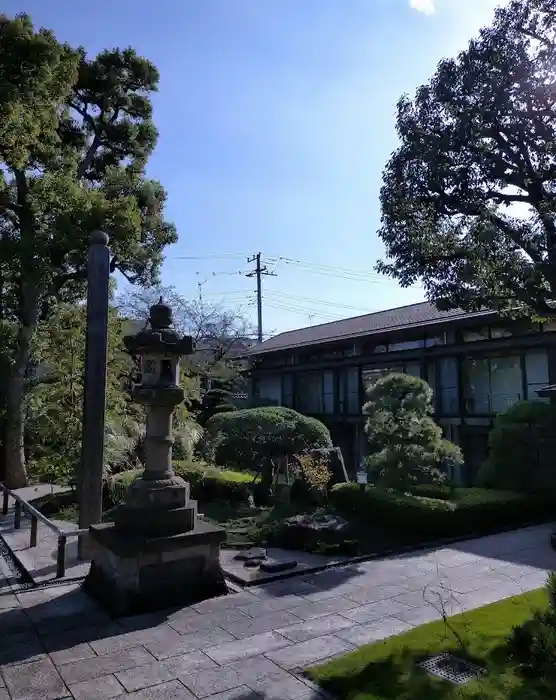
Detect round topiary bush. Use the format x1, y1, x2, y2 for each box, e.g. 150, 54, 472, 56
199, 406, 332, 473
477, 400, 556, 492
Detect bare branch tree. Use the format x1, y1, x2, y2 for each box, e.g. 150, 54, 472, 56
116, 285, 256, 384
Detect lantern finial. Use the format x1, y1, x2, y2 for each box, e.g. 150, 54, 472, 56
149, 297, 172, 330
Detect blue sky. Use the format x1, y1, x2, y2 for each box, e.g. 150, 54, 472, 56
6, 0, 503, 335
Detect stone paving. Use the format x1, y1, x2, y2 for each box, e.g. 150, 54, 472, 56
0, 523, 554, 699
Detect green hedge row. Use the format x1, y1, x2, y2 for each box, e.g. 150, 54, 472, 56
110, 461, 253, 506
329, 483, 556, 543
174, 460, 253, 503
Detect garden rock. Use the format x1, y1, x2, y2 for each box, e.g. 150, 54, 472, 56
283, 513, 350, 534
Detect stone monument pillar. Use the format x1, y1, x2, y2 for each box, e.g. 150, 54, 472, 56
83, 300, 227, 616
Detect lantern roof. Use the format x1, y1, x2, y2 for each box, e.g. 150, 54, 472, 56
124, 298, 195, 356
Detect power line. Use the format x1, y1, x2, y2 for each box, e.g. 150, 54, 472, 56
171, 254, 246, 261
265, 290, 374, 313
263, 297, 344, 321
264, 255, 421, 288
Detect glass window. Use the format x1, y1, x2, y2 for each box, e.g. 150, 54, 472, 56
526, 350, 549, 401
425, 334, 446, 347
323, 371, 334, 414
490, 356, 522, 412
347, 367, 359, 414
388, 339, 426, 352
439, 357, 459, 414
463, 328, 490, 342
282, 373, 293, 407
491, 326, 512, 339
404, 362, 422, 378
258, 374, 282, 405
426, 362, 436, 398
463, 355, 523, 414
296, 372, 323, 414
463, 358, 490, 414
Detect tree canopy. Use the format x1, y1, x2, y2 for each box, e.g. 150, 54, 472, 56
26, 303, 138, 484
378, 0, 556, 319
0, 13, 176, 486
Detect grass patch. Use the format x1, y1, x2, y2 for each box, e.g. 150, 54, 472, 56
308, 588, 554, 699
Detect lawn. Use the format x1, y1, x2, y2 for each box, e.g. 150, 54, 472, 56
308, 588, 554, 699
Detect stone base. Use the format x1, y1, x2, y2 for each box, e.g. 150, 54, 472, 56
113, 500, 198, 537
83, 520, 227, 617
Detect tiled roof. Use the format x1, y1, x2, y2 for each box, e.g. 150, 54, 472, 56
248, 302, 493, 355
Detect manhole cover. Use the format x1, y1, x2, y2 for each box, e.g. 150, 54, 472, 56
420, 653, 486, 685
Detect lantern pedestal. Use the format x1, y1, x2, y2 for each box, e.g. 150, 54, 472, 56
82, 298, 228, 616
83, 519, 227, 617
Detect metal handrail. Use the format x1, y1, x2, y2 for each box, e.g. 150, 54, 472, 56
0, 483, 88, 578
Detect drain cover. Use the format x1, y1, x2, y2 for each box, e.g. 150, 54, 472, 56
420, 653, 486, 685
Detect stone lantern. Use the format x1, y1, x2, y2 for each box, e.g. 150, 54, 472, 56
83, 299, 227, 616
115, 298, 196, 535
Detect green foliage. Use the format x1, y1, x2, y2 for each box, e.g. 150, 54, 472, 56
25, 303, 135, 484
363, 373, 462, 490
377, 1, 556, 319
508, 574, 556, 682
309, 588, 551, 699
478, 400, 556, 491
329, 483, 556, 542
200, 406, 332, 472
110, 461, 253, 506
196, 387, 237, 427
0, 13, 176, 486
172, 416, 203, 462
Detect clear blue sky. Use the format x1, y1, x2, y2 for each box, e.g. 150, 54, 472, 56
5, 0, 503, 335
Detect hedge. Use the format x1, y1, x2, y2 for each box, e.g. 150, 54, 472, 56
200, 406, 332, 471
329, 483, 556, 543
110, 461, 253, 505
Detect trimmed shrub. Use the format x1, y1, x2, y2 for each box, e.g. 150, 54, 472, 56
200, 406, 332, 472
508, 572, 556, 680
478, 400, 556, 492
109, 461, 252, 506
329, 483, 556, 543
363, 373, 462, 490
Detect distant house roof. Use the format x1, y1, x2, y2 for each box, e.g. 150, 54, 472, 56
248, 302, 494, 356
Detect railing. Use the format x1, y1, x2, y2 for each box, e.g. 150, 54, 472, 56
0, 483, 88, 579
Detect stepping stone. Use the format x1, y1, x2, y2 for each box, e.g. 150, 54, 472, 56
243, 559, 262, 569
259, 559, 297, 573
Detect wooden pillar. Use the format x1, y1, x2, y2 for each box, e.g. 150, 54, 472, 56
78, 232, 110, 558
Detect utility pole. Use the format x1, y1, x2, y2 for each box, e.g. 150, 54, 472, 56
246, 253, 276, 343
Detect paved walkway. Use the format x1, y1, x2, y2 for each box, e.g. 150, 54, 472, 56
0, 523, 553, 700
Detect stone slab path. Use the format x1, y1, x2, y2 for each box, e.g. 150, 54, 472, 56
0, 523, 554, 699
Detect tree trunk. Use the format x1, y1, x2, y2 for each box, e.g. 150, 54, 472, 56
4, 325, 33, 488
4, 280, 38, 489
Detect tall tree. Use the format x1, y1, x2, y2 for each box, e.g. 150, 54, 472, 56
0, 14, 176, 486
26, 303, 136, 485
378, 0, 556, 320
